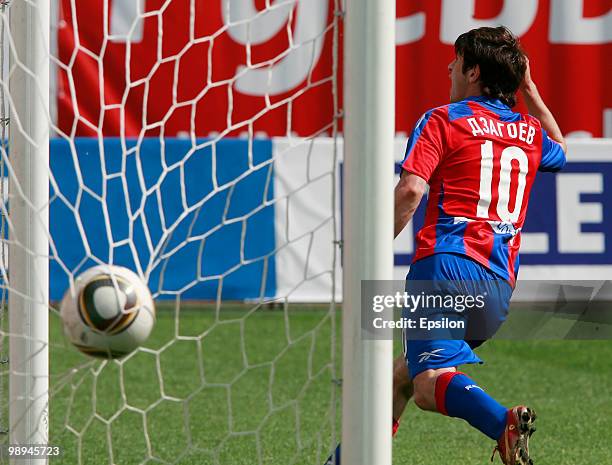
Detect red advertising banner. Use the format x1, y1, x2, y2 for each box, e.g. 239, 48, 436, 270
57, 0, 611, 138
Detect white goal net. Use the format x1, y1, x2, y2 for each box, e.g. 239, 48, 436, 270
0, 1, 343, 463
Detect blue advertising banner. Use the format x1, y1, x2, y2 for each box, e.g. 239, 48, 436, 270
49, 138, 276, 301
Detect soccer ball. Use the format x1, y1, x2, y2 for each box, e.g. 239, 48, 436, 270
60, 265, 156, 359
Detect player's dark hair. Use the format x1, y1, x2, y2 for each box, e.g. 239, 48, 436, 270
454, 26, 527, 107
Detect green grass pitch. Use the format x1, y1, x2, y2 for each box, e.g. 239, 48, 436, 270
45, 304, 612, 464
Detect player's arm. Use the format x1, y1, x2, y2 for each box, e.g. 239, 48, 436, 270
394, 172, 426, 238
396, 109, 446, 237
520, 57, 567, 153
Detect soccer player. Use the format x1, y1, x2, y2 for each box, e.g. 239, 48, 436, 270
325, 26, 566, 465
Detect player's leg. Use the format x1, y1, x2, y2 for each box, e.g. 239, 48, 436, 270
412, 365, 508, 441
412, 365, 537, 465
392, 354, 413, 426
404, 253, 536, 464
406, 340, 536, 465
323, 355, 414, 465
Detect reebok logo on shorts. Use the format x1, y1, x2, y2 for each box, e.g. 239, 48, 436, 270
418, 349, 445, 363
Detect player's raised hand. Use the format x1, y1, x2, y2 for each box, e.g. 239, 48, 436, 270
519, 56, 566, 152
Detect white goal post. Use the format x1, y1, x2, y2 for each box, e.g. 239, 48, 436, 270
342, 0, 395, 464
7, 0, 51, 461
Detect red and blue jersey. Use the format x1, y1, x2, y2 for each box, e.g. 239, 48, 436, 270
402, 96, 566, 285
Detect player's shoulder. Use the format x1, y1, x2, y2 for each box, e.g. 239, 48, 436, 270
414, 104, 451, 126
412, 99, 547, 129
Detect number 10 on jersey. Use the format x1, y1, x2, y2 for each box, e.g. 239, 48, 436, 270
477, 140, 529, 223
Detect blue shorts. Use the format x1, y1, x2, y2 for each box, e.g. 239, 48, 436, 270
403, 253, 513, 379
